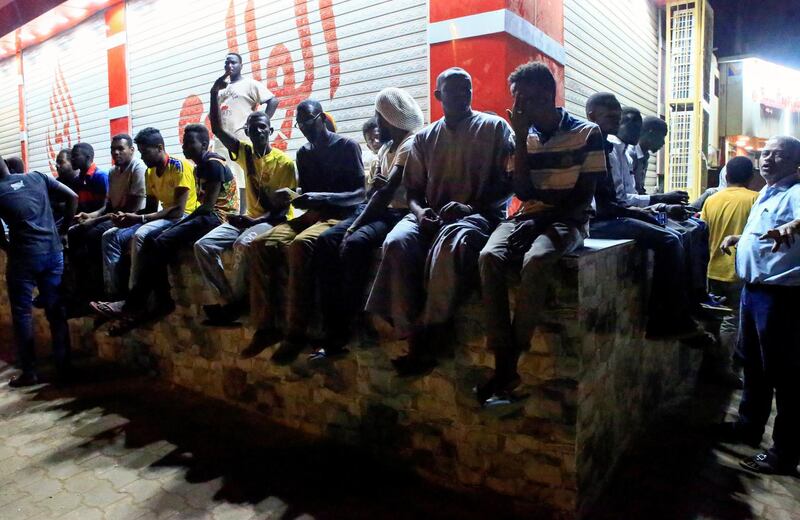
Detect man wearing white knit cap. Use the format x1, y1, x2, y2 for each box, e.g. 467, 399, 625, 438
310, 87, 424, 360
367, 68, 514, 375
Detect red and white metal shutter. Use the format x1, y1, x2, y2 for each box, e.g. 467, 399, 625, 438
0, 57, 21, 160
126, 0, 428, 159
23, 12, 111, 175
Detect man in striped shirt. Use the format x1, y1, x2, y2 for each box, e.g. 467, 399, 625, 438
477, 62, 606, 404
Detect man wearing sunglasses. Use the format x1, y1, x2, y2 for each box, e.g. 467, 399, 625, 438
246, 99, 365, 362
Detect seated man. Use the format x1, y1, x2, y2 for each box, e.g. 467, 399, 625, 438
311, 87, 424, 359
478, 62, 604, 403
194, 73, 297, 325
0, 154, 78, 387
586, 93, 704, 340
627, 115, 667, 196
366, 67, 514, 375
4, 156, 24, 173
715, 136, 800, 475
99, 128, 198, 299
91, 124, 237, 327
361, 116, 383, 180
700, 156, 757, 383
69, 143, 109, 214
247, 99, 364, 362
52, 149, 80, 229
67, 134, 146, 302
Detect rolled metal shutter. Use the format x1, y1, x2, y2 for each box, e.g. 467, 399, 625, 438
0, 58, 21, 160
126, 0, 428, 159
23, 12, 111, 176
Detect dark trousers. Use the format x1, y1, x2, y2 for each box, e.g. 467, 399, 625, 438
737, 283, 800, 464
6, 251, 71, 374
67, 219, 115, 300
315, 206, 406, 342
125, 214, 222, 312
590, 216, 689, 323
666, 216, 709, 302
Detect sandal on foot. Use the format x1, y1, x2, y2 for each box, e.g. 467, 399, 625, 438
739, 452, 798, 475
475, 373, 522, 406
90, 300, 127, 319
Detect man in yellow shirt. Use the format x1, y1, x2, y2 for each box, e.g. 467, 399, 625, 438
700, 156, 757, 381
194, 74, 297, 326
99, 127, 197, 298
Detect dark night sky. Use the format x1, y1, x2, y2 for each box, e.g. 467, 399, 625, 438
710, 0, 800, 69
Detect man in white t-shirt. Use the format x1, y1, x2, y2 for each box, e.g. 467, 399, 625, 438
216, 52, 278, 198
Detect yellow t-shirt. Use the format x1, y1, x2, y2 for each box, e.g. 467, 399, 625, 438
145, 156, 199, 214
230, 141, 297, 219
700, 186, 759, 282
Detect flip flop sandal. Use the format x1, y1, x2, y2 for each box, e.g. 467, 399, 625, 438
90, 301, 125, 319
307, 347, 350, 362
739, 452, 797, 475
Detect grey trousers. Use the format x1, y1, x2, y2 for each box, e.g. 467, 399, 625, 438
708, 278, 744, 369
193, 222, 274, 305
479, 220, 584, 367
366, 212, 494, 337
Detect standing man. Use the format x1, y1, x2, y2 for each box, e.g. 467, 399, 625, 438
628, 115, 668, 195
246, 99, 364, 363
100, 128, 198, 298
366, 67, 514, 375
216, 52, 278, 203
0, 154, 78, 387
699, 156, 757, 382
477, 62, 604, 403
194, 74, 297, 326
69, 143, 109, 214
716, 136, 800, 475
67, 134, 146, 302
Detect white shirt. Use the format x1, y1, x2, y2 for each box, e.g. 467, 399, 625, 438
607, 135, 650, 207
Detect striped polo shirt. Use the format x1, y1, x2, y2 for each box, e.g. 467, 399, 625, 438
512, 108, 606, 223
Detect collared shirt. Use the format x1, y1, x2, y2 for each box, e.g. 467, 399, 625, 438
735, 174, 800, 286
607, 136, 650, 208
627, 143, 650, 195
230, 141, 297, 219
107, 158, 146, 212
0, 172, 62, 257
76, 163, 109, 213
145, 155, 199, 214
513, 108, 605, 224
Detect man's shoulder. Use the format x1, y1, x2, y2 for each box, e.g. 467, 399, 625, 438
561, 111, 600, 137
329, 133, 361, 150
168, 157, 193, 173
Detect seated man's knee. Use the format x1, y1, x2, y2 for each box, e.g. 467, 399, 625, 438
478, 247, 505, 273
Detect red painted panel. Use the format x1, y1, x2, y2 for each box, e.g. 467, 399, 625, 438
430, 0, 505, 24
110, 117, 130, 136
107, 45, 129, 108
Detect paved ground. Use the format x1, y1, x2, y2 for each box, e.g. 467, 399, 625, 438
0, 359, 798, 520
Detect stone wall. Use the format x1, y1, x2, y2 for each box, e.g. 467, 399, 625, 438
0, 240, 701, 518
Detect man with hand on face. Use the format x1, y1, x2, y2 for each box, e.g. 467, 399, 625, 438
246, 99, 364, 363
91, 124, 237, 327
628, 115, 668, 196
98, 128, 198, 299
715, 136, 800, 475
194, 74, 297, 326
216, 52, 278, 200
587, 93, 705, 341
476, 62, 605, 404
67, 134, 146, 303
69, 143, 109, 214
367, 67, 514, 376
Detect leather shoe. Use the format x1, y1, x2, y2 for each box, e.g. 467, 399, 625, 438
8, 372, 40, 388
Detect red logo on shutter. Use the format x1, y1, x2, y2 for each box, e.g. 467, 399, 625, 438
46, 65, 81, 176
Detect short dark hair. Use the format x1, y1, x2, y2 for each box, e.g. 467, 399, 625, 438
297, 99, 323, 117
725, 156, 754, 185
621, 106, 642, 120
111, 133, 133, 147
642, 116, 668, 135
435, 67, 471, 90
245, 110, 270, 128
183, 123, 210, 146
585, 92, 620, 113
362, 116, 378, 135
4, 156, 24, 173
56, 149, 71, 161
134, 127, 165, 148
226, 52, 243, 64
72, 142, 95, 160
508, 61, 556, 98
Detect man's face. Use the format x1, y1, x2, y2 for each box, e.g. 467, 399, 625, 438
56, 153, 73, 177
616, 113, 642, 145
139, 145, 164, 168
224, 54, 242, 77
511, 81, 555, 128
296, 108, 325, 143
364, 125, 382, 153
245, 114, 272, 149
639, 129, 666, 153
760, 138, 800, 185
110, 139, 135, 167
590, 104, 622, 136
435, 75, 472, 118
70, 148, 90, 172
182, 133, 207, 162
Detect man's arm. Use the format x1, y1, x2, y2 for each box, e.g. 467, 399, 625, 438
349, 164, 405, 232
294, 141, 365, 208
264, 96, 279, 119
45, 173, 79, 235
209, 75, 240, 154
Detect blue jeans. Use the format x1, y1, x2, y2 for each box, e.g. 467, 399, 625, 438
737, 283, 800, 464
6, 251, 71, 374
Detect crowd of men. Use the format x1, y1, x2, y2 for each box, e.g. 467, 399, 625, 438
1, 53, 798, 476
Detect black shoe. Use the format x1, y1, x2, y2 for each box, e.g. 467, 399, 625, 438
271, 339, 306, 365
308, 346, 350, 362
713, 422, 762, 448
475, 373, 522, 406
739, 452, 799, 475
242, 328, 283, 358
391, 353, 437, 376
8, 372, 40, 388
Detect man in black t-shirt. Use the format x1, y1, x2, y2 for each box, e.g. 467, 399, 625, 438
246, 99, 364, 363
0, 154, 78, 387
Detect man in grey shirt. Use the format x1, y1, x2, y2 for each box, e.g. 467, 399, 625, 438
67, 133, 146, 304
366, 67, 514, 375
